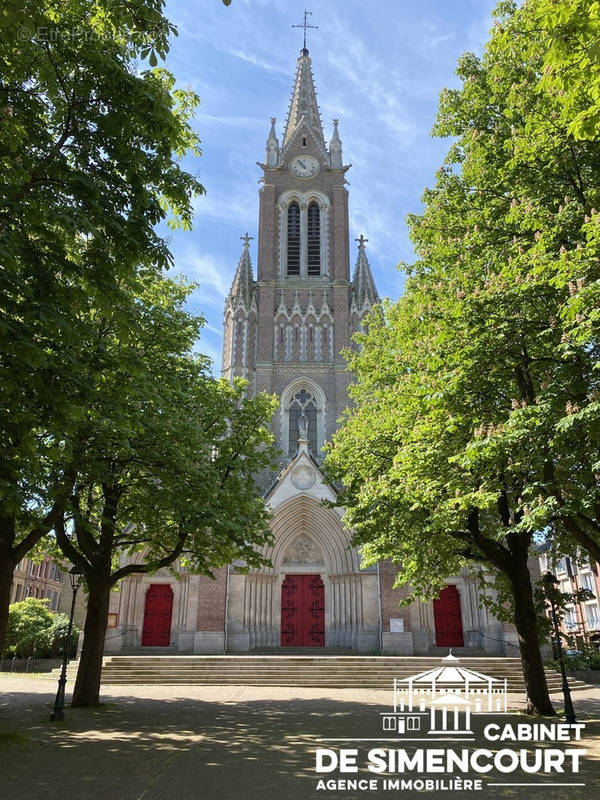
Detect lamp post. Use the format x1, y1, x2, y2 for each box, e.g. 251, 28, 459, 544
543, 571, 576, 724
50, 565, 84, 722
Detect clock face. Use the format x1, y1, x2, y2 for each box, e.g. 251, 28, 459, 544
289, 155, 320, 178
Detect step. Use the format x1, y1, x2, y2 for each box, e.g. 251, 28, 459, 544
51, 654, 593, 694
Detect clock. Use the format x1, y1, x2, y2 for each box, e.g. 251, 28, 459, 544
289, 155, 320, 178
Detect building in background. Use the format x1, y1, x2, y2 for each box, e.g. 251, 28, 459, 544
538, 548, 600, 647
11, 556, 64, 611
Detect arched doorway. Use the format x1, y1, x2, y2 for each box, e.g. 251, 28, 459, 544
433, 585, 464, 647
142, 584, 174, 647
281, 574, 325, 647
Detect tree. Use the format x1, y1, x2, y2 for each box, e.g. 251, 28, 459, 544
531, 0, 600, 141
0, 0, 203, 652
327, 0, 600, 716
326, 300, 557, 716
3, 597, 78, 658
51, 275, 277, 706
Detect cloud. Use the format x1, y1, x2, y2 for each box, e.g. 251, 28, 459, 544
175, 252, 231, 299
226, 48, 289, 75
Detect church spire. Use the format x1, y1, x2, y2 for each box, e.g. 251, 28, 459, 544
282, 49, 326, 152
227, 233, 254, 309
352, 235, 379, 308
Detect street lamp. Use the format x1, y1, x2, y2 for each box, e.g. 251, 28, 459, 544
50, 565, 84, 722
543, 571, 576, 724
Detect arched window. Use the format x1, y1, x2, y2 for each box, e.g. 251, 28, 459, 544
288, 388, 318, 456
307, 202, 320, 276
287, 202, 300, 275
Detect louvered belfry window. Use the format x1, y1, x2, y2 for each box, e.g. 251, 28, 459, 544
307, 202, 320, 276
287, 202, 301, 275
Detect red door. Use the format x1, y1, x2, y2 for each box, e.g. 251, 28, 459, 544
281, 574, 325, 647
433, 585, 464, 647
142, 584, 174, 647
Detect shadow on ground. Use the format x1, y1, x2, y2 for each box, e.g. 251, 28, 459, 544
0, 682, 599, 800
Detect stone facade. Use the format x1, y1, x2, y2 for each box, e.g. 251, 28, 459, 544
105, 47, 521, 657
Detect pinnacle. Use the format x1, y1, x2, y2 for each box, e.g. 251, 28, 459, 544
282, 50, 326, 151
352, 236, 379, 308
228, 234, 254, 309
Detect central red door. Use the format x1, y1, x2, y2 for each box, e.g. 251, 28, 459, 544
142, 584, 174, 647
281, 574, 325, 647
433, 585, 464, 647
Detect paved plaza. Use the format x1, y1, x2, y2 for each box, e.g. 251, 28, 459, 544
0, 674, 599, 799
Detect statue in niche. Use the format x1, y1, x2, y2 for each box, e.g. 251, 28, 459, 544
297, 412, 309, 440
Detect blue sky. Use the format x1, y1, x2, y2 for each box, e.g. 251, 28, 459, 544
162, 0, 499, 369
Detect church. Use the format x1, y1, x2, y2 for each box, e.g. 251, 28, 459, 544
105, 46, 519, 657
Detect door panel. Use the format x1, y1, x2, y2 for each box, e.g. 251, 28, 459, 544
281, 574, 325, 647
142, 584, 174, 647
433, 585, 464, 647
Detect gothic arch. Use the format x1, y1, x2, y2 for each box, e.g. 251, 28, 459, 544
266, 495, 359, 574
280, 376, 327, 456
277, 190, 330, 278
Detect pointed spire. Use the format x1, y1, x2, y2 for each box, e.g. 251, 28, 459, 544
352, 235, 379, 308
228, 233, 254, 309
265, 117, 279, 167
330, 118, 343, 169
282, 50, 326, 151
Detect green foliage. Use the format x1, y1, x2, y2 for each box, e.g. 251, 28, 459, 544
53, 274, 279, 585
547, 645, 600, 672
3, 598, 78, 657
0, 0, 204, 569
326, 0, 600, 599
528, 0, 600, 140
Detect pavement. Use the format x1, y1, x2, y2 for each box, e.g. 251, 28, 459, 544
0, 674, 599, 800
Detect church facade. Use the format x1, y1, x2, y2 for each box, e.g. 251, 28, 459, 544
105, 48, 521, 657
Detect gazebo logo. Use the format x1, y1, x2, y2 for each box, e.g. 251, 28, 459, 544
381, 652, 508, 737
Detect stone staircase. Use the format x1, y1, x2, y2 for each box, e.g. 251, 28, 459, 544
55, 655, 591, 693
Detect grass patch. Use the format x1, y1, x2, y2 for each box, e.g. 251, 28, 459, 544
0, 731, 31, 746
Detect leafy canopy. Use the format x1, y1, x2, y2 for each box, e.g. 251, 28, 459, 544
326, 0, 600, 595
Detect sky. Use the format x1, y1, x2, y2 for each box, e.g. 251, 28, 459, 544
161, 0, 499, 369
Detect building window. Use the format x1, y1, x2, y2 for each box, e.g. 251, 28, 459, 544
586, 605, 600, 628
14, 584, 22, 602
287, 202, 300, 275
581, 572, 596, 593
288, 388, 318, 456
307, 202, 320, 276
565, 608, 578, 631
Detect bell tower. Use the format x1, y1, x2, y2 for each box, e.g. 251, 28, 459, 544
222, 46, 378, 460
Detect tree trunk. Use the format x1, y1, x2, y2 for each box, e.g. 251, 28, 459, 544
72, 576, 111, 707
508, 565, 556, 716
0, 552, 14, 655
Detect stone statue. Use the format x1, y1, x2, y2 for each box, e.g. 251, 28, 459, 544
297, 412, 309, 440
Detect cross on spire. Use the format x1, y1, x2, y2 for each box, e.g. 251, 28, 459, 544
241, 232, 254, 247
356, 234, 368, 248
292, 10, 318, 52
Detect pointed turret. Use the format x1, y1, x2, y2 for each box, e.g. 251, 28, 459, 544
330, 118, 343, 169
352, 235, 379, 309
227, 232, 255, 310
222, 233, 257, 384
265, 117, 279, 167
282, 49, 326, 153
